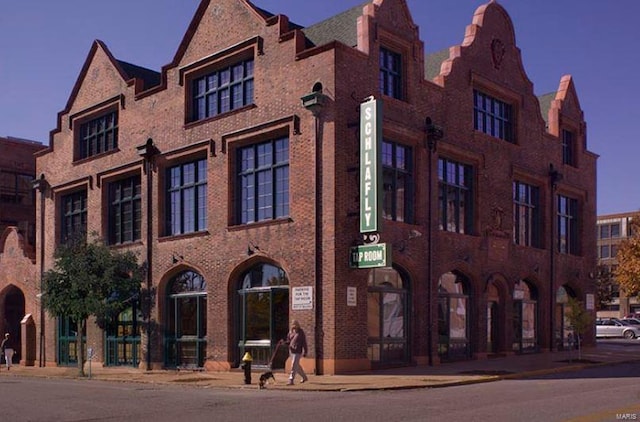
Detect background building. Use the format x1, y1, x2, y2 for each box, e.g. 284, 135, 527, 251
2, 0, 598, 374
596, 212, 637, 318
0, 136, 44, 365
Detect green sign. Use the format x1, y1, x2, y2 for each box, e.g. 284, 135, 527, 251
360, 97, 382, 233
349, 243, 391, 269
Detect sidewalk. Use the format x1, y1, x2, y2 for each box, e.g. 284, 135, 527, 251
2, 343, 637, 392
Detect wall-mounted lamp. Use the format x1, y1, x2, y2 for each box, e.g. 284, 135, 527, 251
247, 241, 263, 256
549, 163, 563, 189
425, 117, 443, 151
301, 83, 326, 116
172, 252, 184, 264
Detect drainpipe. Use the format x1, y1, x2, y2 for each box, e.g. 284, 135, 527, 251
425, 117, 443, 366
33, 174, 48, 367
548, 164, 562, 351
301, 86, 326, 375
137, 138, 158, 371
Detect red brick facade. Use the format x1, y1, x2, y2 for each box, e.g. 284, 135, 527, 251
20, 0, 598, 374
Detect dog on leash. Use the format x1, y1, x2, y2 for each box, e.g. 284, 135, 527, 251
258, 371, 275, 389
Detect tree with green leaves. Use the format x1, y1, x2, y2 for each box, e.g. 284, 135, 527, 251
565, 296, 593, 361
615, 214, 640, 297
42, 234, 143, 376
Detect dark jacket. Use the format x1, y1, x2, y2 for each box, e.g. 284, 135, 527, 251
286, 328, 307, 355
1, 337, 11, 352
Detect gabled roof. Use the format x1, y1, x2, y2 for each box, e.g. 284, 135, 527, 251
302, 2, 369, 48
116, 60, 161, 90
537, 92, 556, 126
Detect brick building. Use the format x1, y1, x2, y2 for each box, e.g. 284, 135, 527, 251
596, 212, 638, 318
0, 136, 45, 365
20, 0, 598, 374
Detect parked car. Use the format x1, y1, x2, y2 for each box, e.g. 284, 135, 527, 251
596, 318, 640, 339
621, 317, 640, 325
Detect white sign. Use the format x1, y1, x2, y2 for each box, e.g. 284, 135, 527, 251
347, 287, 357, 307
586, 293, 595, 311
292, 286, 313, 310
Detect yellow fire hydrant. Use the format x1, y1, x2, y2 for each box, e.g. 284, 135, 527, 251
241, 352, 253, 384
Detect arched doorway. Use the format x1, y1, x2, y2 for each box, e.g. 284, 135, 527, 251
513, 280, 538, 353
438, 271, 471, 361
235, 263, 289, 369
486, 282, 500, 354
165, 270, 207, 368
2, 285, 25, 364
367, 266, 410, 367
105, 304, 142, 366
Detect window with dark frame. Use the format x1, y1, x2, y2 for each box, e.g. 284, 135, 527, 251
191, 58, 254, 122
379, 48, 402, 100
166, 158, 207, 236
108, 175, 142, 245
61, 190, 87, 242
78, 111, 118, 160
0, 171, 33, 205
557, 195, 578, 255
562, 129, 576, 166
382, 140, 413, 223
236, 136, 289, 224
513, 181, 541, 247
438, 158, 473, 234
473, 90, 514, 142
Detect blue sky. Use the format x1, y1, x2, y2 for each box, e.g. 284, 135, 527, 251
1, 0, 638, 215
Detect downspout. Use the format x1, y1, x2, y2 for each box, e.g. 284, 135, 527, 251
34, 174, 48, 367
301, 87, 325, 375
137, 138, 158, 371
425, 117, 442, 366
549, 164, 562, 351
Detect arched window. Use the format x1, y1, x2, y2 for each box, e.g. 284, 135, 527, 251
165, 270, 207, 368
513, 280, 538, 353
236, 263, 289, 368
367, 267, 410, 366
438, 272, 471, 361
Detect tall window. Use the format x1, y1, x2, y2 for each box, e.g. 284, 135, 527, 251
473, 90, 514, 142
513, 181, 541, 247
562, 129, 575, 166
368, 267, 409, 365
237, 136, 289, 224
78, 111, 118, 159
236, 263, 289, 368
379, 48, 402, 99
557, 195, 578, 255
166, 159, 207, 236
109, 176, 141, 245
438, 158, 473, 234
191, 58, 254, 122
382, 141, 413, 223
61, 190, 87, 242
165, 270, 207, 368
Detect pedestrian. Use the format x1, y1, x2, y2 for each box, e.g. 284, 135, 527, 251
1, 333, 13, 370
286, 320, 308, 385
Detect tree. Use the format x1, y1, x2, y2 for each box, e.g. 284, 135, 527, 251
42, 234, 143, 376
565, 297, 593, 361
594, 265, 616, 311
615, 214, 640, 297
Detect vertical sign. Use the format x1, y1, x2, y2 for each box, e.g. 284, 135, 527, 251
292, 286, 313, 310
347, 287, 357, 307
360, 97, 382, 233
